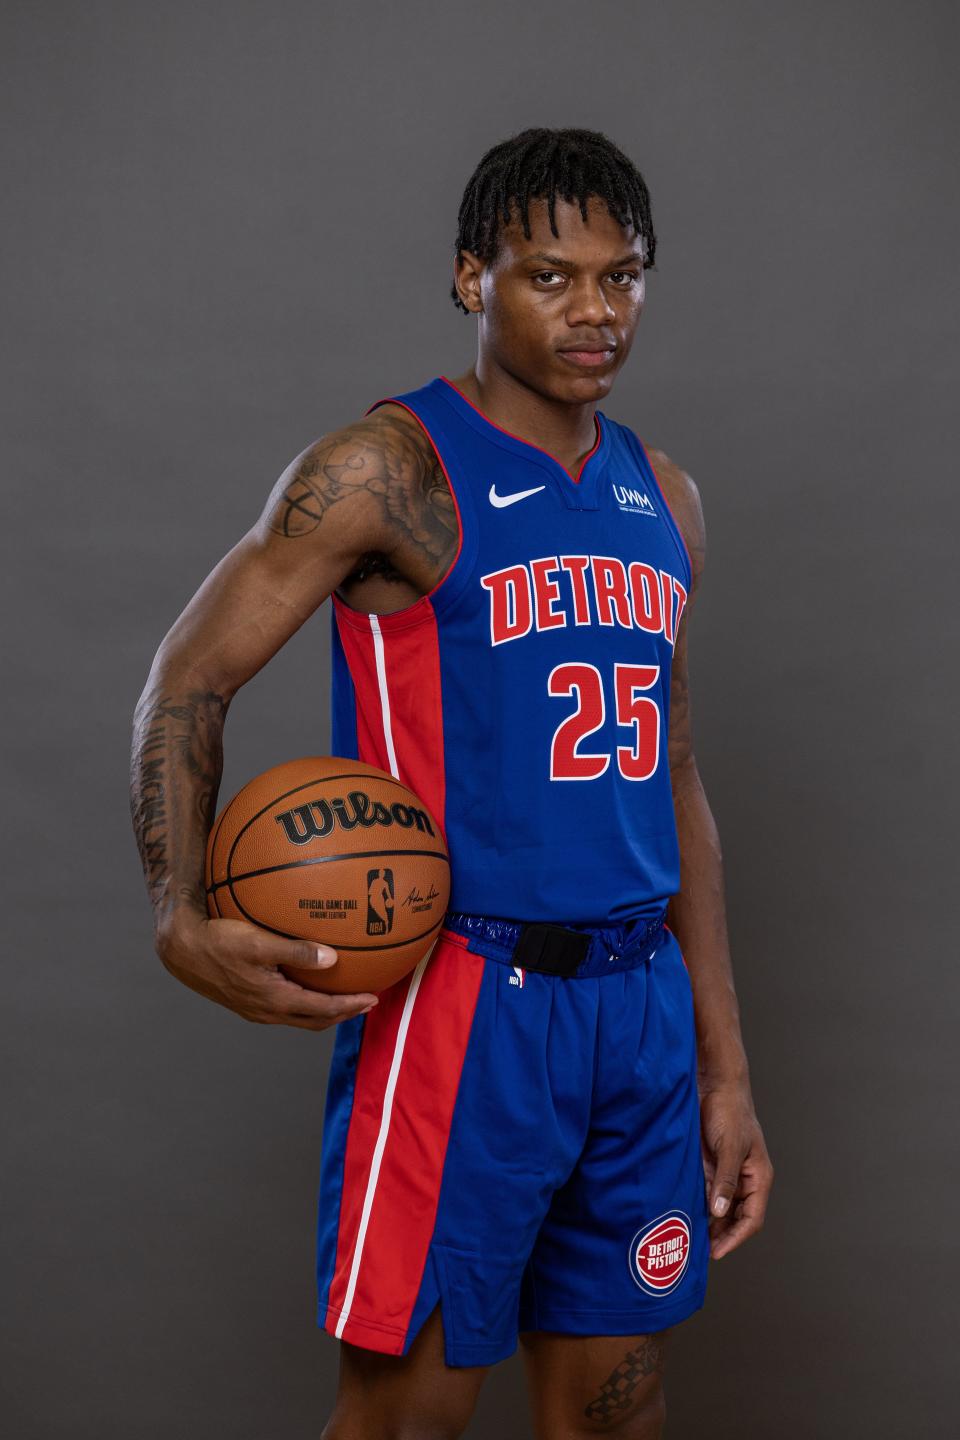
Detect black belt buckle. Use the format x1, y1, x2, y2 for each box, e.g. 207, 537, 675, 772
513, 922, 591, 978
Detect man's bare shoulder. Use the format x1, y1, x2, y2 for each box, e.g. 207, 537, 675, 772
258, 400, 457, 605
333, 400, 442, 474
262, 403, 439, 538
642, 442, 706, 587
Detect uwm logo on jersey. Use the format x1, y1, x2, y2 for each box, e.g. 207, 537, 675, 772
612, 482, 657, 516
480, 553, 687, 648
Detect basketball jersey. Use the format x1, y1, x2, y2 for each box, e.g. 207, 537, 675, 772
329, 375, 692, 926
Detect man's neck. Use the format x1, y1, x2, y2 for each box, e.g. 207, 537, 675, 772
448, 363, 600, 479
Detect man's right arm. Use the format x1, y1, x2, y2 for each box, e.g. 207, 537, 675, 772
130, 408, 455, 1029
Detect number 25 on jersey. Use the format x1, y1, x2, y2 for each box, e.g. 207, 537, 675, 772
548, 662, 660, 782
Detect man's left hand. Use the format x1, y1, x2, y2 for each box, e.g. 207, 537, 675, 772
699, 1082, 774, 1259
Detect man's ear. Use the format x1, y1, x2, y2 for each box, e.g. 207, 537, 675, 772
453, 248, 485, 314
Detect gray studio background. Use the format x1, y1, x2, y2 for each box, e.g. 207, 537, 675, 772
3, 2, 957, 1436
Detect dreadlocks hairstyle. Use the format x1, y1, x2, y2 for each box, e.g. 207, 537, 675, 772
450, 127, 656, 314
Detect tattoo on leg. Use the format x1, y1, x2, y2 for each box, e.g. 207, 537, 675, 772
582, 1332, 665, 1425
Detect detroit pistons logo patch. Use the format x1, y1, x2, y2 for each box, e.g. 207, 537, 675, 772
628, 1211, 691, 1295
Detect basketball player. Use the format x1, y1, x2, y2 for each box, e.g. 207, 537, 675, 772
130, 128, 773, 1439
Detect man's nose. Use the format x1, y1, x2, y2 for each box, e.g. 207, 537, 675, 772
565, 279, 615, 327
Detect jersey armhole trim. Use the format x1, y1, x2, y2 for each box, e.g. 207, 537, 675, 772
333, 590, 437, 634
331, 395, 466, 633
626, 429, 694, 589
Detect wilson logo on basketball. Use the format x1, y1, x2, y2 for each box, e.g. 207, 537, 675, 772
275, 789, 436, 847
628, 1212, 691, 1295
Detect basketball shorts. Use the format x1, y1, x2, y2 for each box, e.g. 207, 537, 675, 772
316, 912, 710, 1368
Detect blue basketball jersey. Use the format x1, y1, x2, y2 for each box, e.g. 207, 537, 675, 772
329, 374, 692, 925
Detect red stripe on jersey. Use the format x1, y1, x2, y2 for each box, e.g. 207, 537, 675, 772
332, 597, 447, 831
324, 599, 474, 1351
331, 604, 389, 776
439, 927, 469, 949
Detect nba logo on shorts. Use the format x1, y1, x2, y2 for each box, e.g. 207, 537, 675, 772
366, 867, 395, 936
628, 1211, 691, 1295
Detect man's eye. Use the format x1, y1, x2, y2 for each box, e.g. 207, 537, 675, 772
534, 271, 564, 284
609, 271, 639, 285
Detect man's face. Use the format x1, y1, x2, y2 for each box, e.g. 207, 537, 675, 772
458, 194, 646, 404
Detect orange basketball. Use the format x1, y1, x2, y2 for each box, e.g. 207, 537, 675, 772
205, 756, 450, 993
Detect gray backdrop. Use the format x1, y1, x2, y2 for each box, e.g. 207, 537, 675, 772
3, 2, 957, 1435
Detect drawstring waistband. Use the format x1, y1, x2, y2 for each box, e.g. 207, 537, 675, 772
440, 907, 669, 979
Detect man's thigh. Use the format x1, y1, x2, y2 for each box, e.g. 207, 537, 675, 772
519, 1328, 669, 1439
322, 1303, 490, 1440
518, 930, 710, 1341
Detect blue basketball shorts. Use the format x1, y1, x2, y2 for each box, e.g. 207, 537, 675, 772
316, 915, 710, 1368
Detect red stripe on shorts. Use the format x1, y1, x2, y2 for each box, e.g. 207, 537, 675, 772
323, 935, 483, 1350
323, 598, 479, 1352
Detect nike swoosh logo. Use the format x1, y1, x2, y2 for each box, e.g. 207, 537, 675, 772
488, 482, 546, 508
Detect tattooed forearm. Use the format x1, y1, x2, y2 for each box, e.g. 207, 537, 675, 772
130, 687, 227, 917
266, 413, 457, 575
583, 1332, 665, 1425
132, 702, 171, 897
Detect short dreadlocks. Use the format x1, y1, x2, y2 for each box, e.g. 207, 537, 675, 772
450, 127, 656, 314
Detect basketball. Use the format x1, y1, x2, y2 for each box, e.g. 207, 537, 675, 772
205, 756, 450, 993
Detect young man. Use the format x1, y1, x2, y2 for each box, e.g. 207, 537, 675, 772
131, 127, 773, 1440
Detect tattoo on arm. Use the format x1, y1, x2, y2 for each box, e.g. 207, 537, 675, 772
668, 626, 693, 769
130, 414, 454, 924
661, 465, 702, 774
583, 1332, 666, 1425
265, 414, 457, 573
130, 688, 227, 915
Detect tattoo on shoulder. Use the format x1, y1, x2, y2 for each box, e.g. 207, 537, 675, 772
582, 1332, 666, 1425
265, 411, 457, 571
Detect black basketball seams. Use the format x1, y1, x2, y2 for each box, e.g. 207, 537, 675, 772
219, 770, 438, 892
208, 848, 450, 892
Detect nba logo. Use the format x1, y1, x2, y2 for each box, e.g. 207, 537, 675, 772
366, 868, 395, 936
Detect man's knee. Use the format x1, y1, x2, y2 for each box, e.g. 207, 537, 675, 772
579, 1374, 666, 1437
521, 1327, 668, 1440
322, 1305, 486, 1440
322, 1419, 469, 1440
322, 1387, 474, 1440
